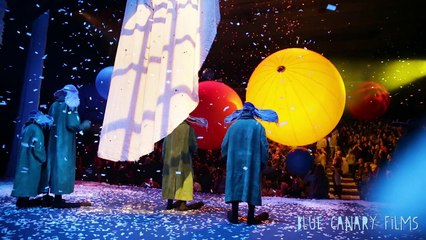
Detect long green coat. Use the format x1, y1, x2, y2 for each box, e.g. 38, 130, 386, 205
162, 121, 197, 201
222, 112, 268, 206
39, 100, 86, 195
11, 123, 46, 197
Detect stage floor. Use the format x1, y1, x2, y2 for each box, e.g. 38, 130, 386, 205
0, 181, 424, 239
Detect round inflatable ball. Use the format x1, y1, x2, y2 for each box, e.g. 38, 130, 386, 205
246, 48, 346, 147
347, 81, 390, 120
189, 81, 243, 150
95, 66, 114, 100
285, 147, 314, 177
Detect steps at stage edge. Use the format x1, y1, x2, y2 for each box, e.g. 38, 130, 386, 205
326, 168, 360, 200
329, 194, 361, 200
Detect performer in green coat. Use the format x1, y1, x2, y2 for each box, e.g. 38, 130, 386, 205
222, 102, 278, 224
162, 116, 206, 211
11, 111, 53, 208
39, 84, 91, 208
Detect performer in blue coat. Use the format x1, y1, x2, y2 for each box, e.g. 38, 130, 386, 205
222, 102, 278, 224
11, 111, 53, 208
39, 84, 91, 208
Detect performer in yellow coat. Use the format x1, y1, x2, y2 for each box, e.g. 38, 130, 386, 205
162, 116, 206, 210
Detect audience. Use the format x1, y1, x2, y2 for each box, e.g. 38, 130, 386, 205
74, 119, 407, 200
304, 164, 329, 199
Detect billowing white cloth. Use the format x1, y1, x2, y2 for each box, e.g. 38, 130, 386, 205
98, 0, 220, 161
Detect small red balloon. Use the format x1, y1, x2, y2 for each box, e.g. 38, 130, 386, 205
347, 81, 390, 120
189, 81, 243, 150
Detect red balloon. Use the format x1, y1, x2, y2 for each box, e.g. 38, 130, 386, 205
189, 81, 243, 150
347, 81, 390, 120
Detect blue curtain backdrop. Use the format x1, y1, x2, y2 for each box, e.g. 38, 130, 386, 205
7, 11, 50, 178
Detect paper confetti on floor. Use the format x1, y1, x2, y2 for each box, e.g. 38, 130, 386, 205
0, 181, 424, 240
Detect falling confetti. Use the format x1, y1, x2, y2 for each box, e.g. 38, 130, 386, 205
0, 181, 424, 239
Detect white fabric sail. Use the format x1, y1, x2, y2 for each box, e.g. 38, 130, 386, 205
98, 0, 220, 161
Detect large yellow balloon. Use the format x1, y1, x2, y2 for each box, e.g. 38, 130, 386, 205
246, 48, 346, 146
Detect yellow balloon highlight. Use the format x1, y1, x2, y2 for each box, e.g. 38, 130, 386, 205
246, 48, 346, 147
